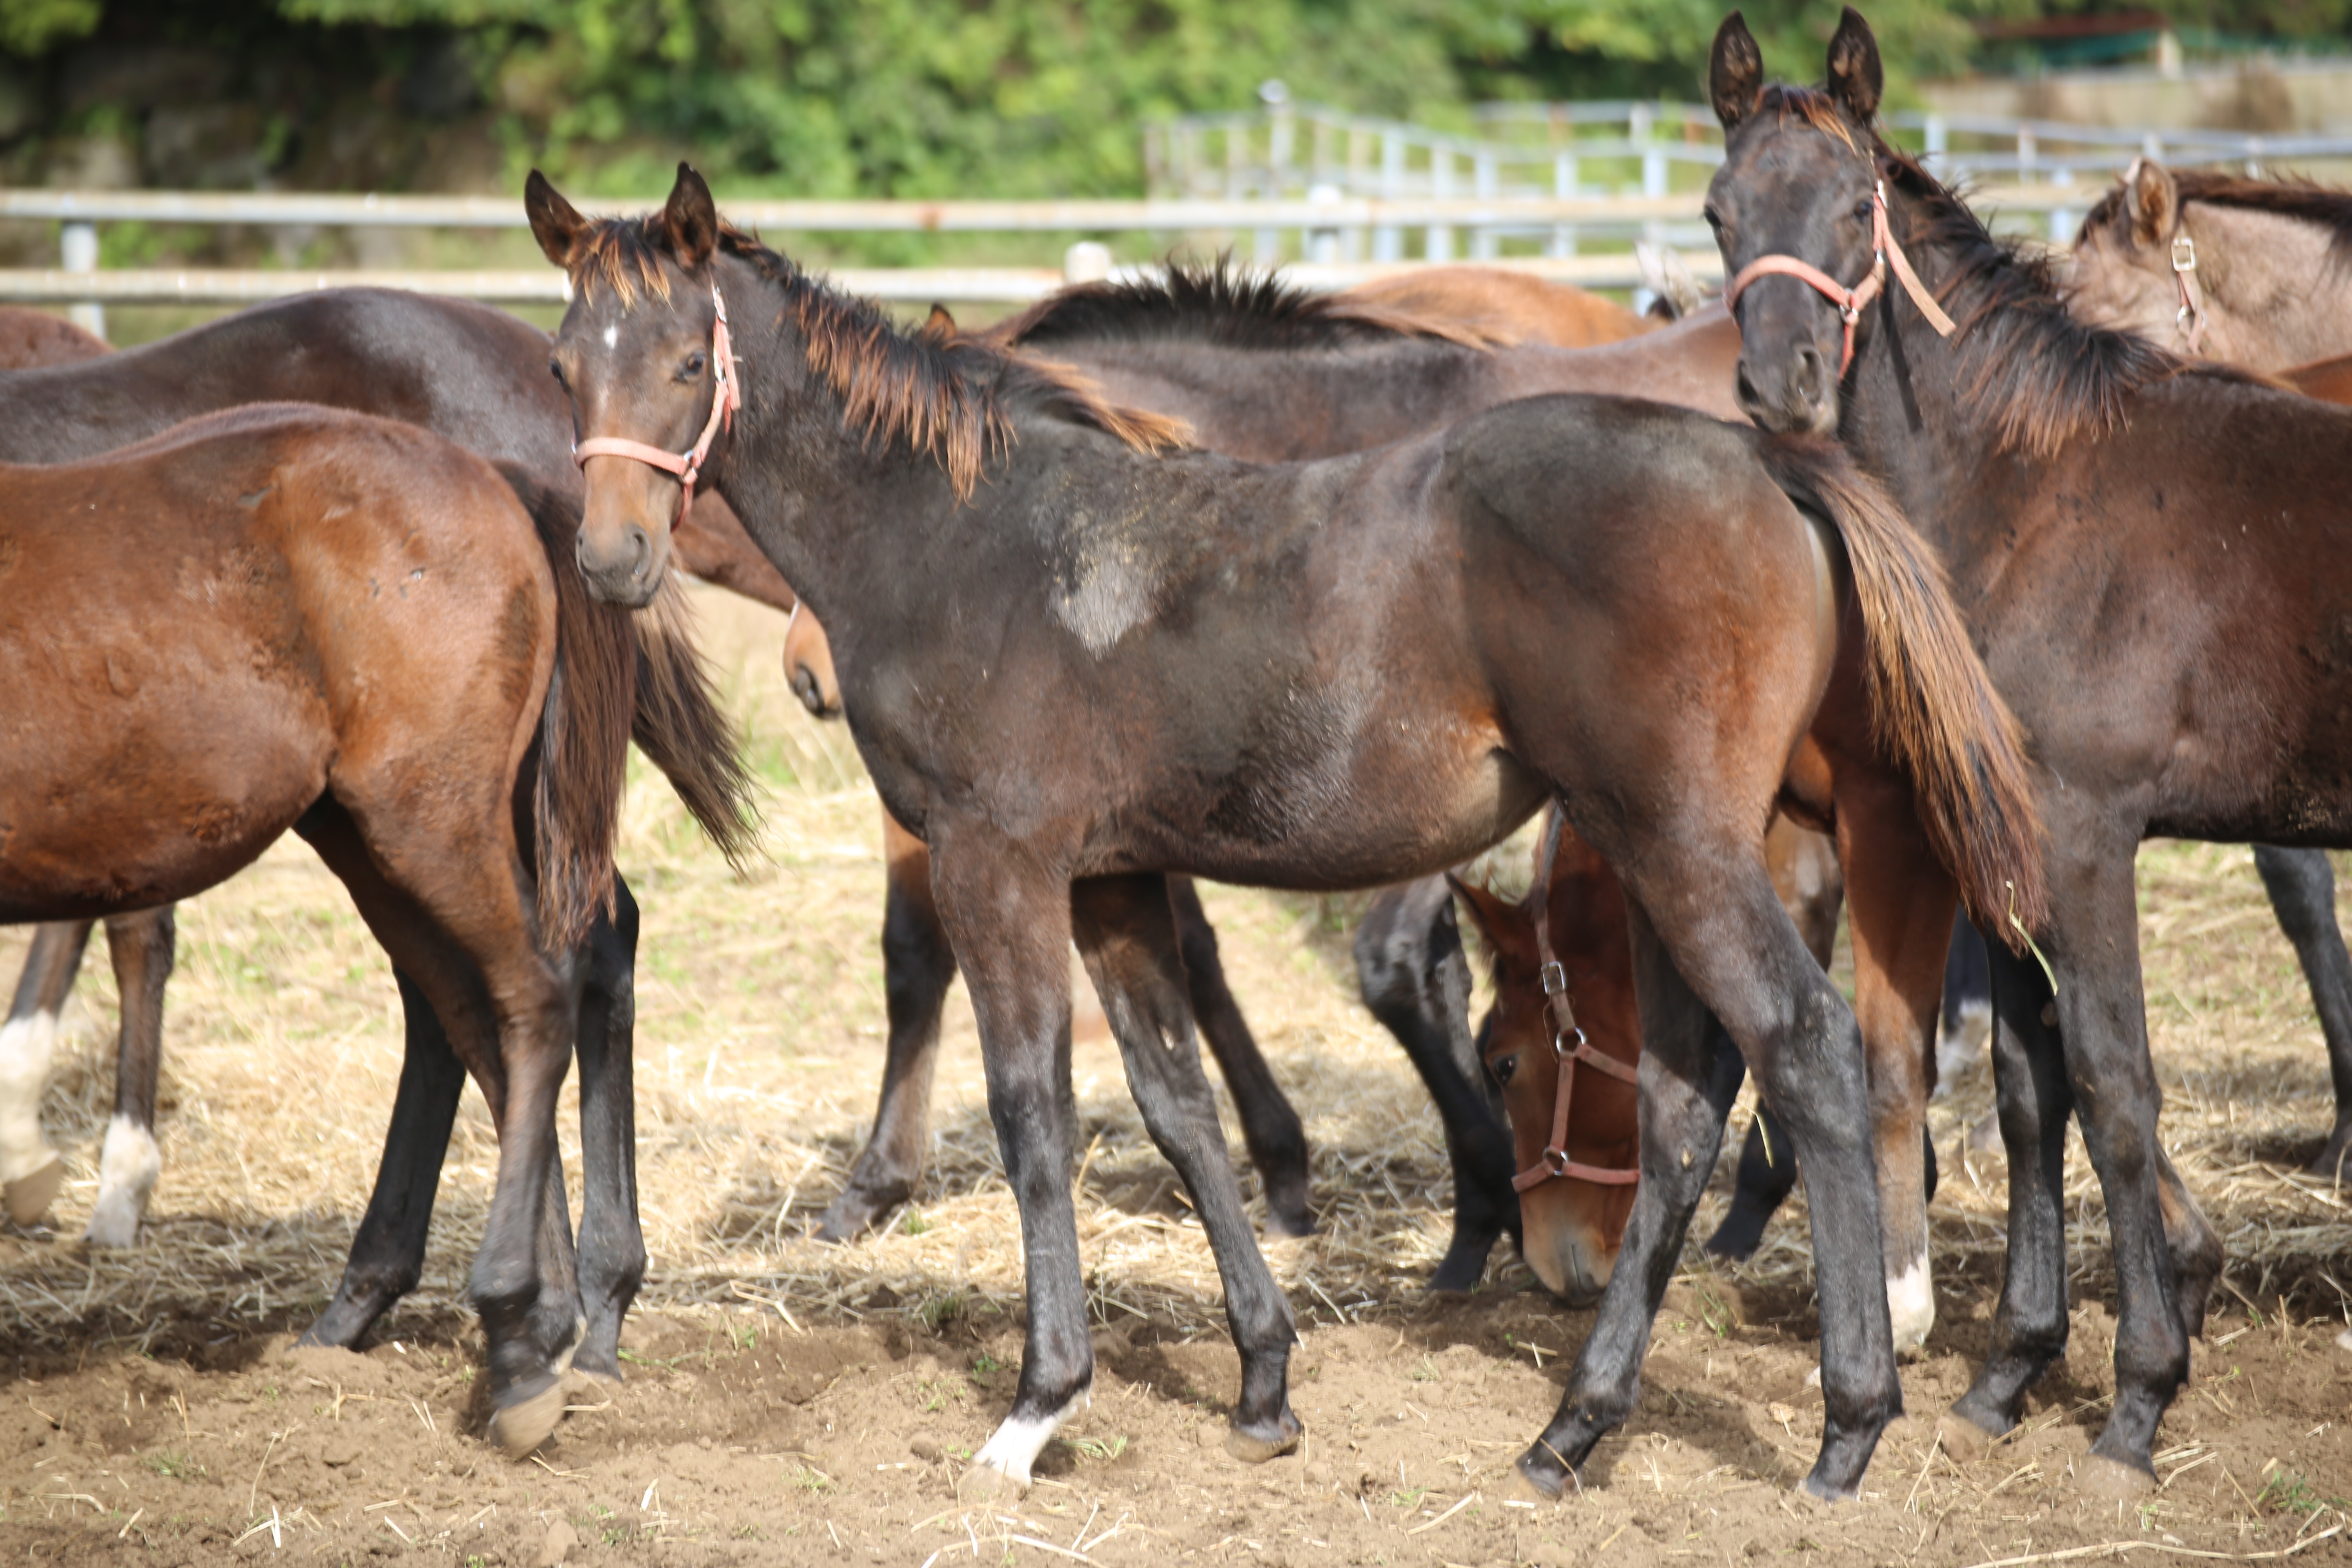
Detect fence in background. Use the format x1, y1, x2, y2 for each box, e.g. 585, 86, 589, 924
15, 89, 2352, 339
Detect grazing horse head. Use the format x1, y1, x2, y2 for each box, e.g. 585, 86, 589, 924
1704, 7, 1913, 437
1448, 827, 1640, 1308
528, 165, 734, 607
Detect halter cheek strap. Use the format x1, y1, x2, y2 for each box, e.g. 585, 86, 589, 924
2118, 158, 2209, 357
1508, 804, 1642, 1195
1724, 182, 1958, 378
573, 282, 742, 523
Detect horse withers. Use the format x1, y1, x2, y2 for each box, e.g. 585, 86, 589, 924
528, 165, 2042, 1501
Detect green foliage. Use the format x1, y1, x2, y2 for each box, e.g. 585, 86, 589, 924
0, 0, 100, 56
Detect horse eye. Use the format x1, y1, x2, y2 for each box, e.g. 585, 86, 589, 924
548, 357, 566, 388
679, 353, 707, 381
1853, 200, 1874, 223
1490, 1054, 1518, 1087
1702, 205, 1725, 232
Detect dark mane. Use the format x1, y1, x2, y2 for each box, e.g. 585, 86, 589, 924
1752, 84, 1860, 153
1870, 141, 2257, 455
2082, 168, 2352, 268
563, 214, 1189, 499
988, 256, 1508, 352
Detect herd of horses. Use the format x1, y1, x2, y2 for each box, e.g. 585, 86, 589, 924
6, 2, 2352, 1505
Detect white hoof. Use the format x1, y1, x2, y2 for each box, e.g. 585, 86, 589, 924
82, 1116, 161, 1247
0, 1009, 63, 1203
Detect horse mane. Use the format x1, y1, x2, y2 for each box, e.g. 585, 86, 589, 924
987, 256, 1510, 352
2081, 167, 2352, 269
565, 214, 1190, 498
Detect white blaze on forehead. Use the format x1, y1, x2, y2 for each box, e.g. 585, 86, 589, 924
603, 324, 619, 350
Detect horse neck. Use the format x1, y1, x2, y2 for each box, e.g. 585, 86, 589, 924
2181, 200, 2352, 368
0, 354, 166, 461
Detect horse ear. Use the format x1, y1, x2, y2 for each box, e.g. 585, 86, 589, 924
1825, 7, 1884, 125
2126, 158, 2181, 247
663, 162, 720, 269
922, 303, 958, 340
1446, 872, 1520, 955
1709, 11, 1764, 130
525, 170, 588, 268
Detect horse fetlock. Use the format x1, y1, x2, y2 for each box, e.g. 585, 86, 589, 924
0, 1008, 63, 1194
971, 1390, 1090, 1490
81, 1114, 162, 1247
1886, 1251, 1936, 1355
1428, 1225, 1503, 1293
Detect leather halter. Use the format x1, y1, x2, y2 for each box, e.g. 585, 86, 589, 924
1724, 181, 1958, 377
2118, 159, 2209, 356
1508, 805, 1642, 1195
573, 283, 741, 523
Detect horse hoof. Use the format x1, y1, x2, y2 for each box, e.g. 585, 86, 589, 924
2077, 1454, 2156, 1499
1936, 1408, 2001, 1463
4, 1156, 65, 1228
1224, 1414, 1303, 1465
956, 1461, 1029, 1503
1505, 1466, 1560, 1505
1263, 1208, 1316, 1242
486, 1378, 567, 1459
1795, 1474, 1853, 1505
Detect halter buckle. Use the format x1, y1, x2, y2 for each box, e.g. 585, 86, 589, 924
1553, 1025, 1586, 1060
1539, 960, 1568, 996
2171, 236, 2197, 274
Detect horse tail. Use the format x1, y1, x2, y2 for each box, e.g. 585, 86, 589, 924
1753, 435, 2047, 945
501, 463, 634, 955
629, 572, 762, 867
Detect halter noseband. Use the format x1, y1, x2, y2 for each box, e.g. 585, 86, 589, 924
1724, 181, 1957, 377
572, 282, 741, 523
1506, 805, 1642, 1195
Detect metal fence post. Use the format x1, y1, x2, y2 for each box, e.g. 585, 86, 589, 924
1307, 183, 1342, 265
1471, 151, 1497, 259
1428, 147, 1453, 263
1259, 80, 1292, 262
1376, 131, 1403, 262
1550, 149, 1578, 258
61, 219, 102, 341
1064, 241, 1113, 284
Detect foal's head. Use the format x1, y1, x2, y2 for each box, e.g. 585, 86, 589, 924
1702, 7, 1892, 435
1451, 837, 1641, 1307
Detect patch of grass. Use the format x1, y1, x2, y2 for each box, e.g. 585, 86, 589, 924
970, 1351, 1001, 1379
1062, 1434, 1128, 1462
788, 1464, 831, 1494
144, 1450, 203, 1481
1389, 1487, 1430, 1510
916, 1288, 964, 1334
2258, 1468, 2348, 1520
902, 1207, 932, 1235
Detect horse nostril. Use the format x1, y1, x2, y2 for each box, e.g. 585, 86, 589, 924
1735, 361, 1764, 413
1794, 346, 1824, 405
624, 524, 652, 580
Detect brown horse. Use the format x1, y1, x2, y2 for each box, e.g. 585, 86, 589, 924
1303, 265, 1659, 348
0, 307, 106, 368
1, 403, 638, 1457
530, 165, 2042, 1500
1704, 5, 2352, 1490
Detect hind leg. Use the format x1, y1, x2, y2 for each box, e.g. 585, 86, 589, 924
1838, 790, 1960, 1358
820, 808, 955, 1241
1355, 876, 1519, 1289
1939, 914, 1993, 1093
1524, 849, 1897, 1501
84, 909, 174, 1247
1075, 875, 1301, 1461
1169, 877, 1314, 1238
2252, 846, 2352, 1179
0, 921, 93, 1225
573, 881, 646, 1381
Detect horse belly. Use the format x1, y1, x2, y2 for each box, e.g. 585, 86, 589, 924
0, 651, 331, 920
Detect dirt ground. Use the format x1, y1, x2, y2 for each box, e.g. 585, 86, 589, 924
3, 585, 2349, 1566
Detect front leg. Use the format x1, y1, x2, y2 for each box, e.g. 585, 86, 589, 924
572, 880, 647, 1380
927, 823, 1091, 1492
2251, 846, 2352, 1178
0, 920, 94, 1226
86, 908, 176, 1247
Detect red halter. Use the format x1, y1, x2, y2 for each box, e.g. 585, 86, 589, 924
1724, 182, 1956, 377
1508, 806, 1642, 1195
573, 283, 741, 523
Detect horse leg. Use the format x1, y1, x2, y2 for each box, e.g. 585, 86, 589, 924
1076, 874, 1303, 1459
1938, 913, 1993, 1091
1838, 792, 1960, 1358
2251, 846, 2352, 1179
927, 826, 1089, 1492
1943, 940, 2073, 1452
1169, 876, 1314, 1239
818, 807, 955, 1241
0, 920, 92, 1225
303, 969, 470, 1350
572, 880, 646, 1381
296, 796, 582, 1452
1707, 824, 1842, 1261
1354, 876, 1520, 1289
1525, 853, 1898, 1501
83, 908, 174, 1247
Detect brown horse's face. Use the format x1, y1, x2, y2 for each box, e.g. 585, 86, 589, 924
530, 167, 731, 608
1703, 9, 1886, 437
1452, 837, 1641, 1307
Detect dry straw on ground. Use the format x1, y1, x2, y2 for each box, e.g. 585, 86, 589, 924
0, 584, 2347, 1360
